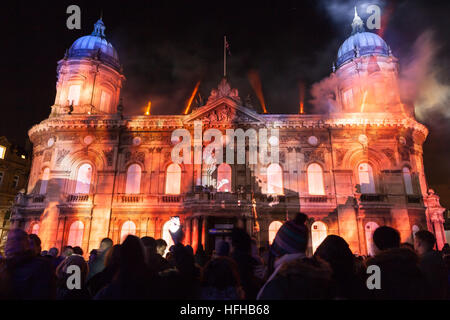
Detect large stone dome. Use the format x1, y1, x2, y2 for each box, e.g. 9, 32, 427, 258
68, 19, 120, 69
336, 8, 390, 67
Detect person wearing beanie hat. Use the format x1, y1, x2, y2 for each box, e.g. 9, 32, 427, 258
257, 213, 309, 299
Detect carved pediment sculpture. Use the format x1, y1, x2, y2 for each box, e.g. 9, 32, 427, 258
207, 78, 241, 105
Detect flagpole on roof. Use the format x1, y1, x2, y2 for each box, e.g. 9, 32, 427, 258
224, 35, 226, 77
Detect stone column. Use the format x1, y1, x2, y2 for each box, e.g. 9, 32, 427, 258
201, 217, 207, 249
192, 217, 198, 252
184, 218, 191, 246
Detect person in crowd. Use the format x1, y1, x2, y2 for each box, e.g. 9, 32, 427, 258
95, 235, 152, 299
442, 254, 450, 299
0, 229, 55, 299
258, 257, 334, 300
372, 226, 400, 254
87, 238, 113, 281
251, 238, 266, 281
41, 250, 48, 256
314, 235, 367, 299
72, 246, 83, 256
48, 247, 59, 258
195, 243, 208, 267
141, 236, 170, 275
201, 257, 245, 300
230, 228, 263, 300
28, 234, 42, 257
155, 239, 167, 257
216, 240, 230, 257
54, 245, 74, 267
87, 244, 121, 297
48, 247, 61, 269
61, 246, 74, 258
88, 249, 98, 264
365, 247, 428, 299
414, 230, 448, 299
401, 242, 415, 251
156, 243, 201, 300
441, 243, 450, 256
55, 254, 91, 300
260, 213, 309, 299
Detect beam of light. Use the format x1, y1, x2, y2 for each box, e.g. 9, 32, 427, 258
299, 81, 305, 114
184, 81, 201, 115
360, 91, 368, 113
145, 101, 152, 115
248, 70, 268, 113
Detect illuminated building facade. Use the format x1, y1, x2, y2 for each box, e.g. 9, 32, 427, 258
0, 137, 31, 250
11, 13, 447, 256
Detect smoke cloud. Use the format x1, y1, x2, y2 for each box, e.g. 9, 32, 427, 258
399, 30, 450, 120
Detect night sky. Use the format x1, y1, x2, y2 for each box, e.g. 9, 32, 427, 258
1, 0, 449, 207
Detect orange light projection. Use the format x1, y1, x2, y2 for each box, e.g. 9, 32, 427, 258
184, 81, 201, 115
145, 101, 152, 115
248, 70, 268, 113
299, 81, 305, 114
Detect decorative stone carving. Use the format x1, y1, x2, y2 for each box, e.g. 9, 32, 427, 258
303, 150, 324, 163
125, 150, 145, 164
382, 148, 396, 166
103, 149, 114, 167
207, 78, 241, 105
335, 148, 347, 167
44, 151, 52, 163
56, 149, 70, 166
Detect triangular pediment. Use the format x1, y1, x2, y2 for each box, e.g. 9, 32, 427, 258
184, 97, 265, 124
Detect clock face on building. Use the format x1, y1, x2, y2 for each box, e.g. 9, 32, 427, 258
358, 134, 368, 144
83, 135, 93, 145
308, 136, 318, 146
47, 137, 55, 147
132, 137, 142, 146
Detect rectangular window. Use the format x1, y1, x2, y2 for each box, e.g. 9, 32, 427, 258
68, 85, 81, 106
343, 89, 353, 110
0, 145, 6, 159
13, 175, 19, 188
100, 91, 111, 112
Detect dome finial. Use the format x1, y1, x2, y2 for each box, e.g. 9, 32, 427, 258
92, 18, 106, 38
351, 6, 365, 34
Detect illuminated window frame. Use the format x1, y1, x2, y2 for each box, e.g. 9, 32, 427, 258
0, 145, 6, 159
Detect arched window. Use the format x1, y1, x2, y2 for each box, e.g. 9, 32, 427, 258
267, 163, 283, 195
358, 163, 375, 194
99, 91, 111, 113
165, 163, 181, 195
365, 222, 379, 256
125, 164, 142, 194
217, 163, 232, 192
412, 225, 420, 239
75, 164, 92, 194
311, 221, 327, 253
31, 223, 40, 235
403, 167, 414, 195
39, 168, 50, 195
67, 84, 81, 106
268, 221, 283, 245
162, 220, 175, 257
67, 221, 84, 247
307, 163, 325, 195
120, 221, 136, 243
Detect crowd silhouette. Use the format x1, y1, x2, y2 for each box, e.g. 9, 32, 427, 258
0, 212, 449, 300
